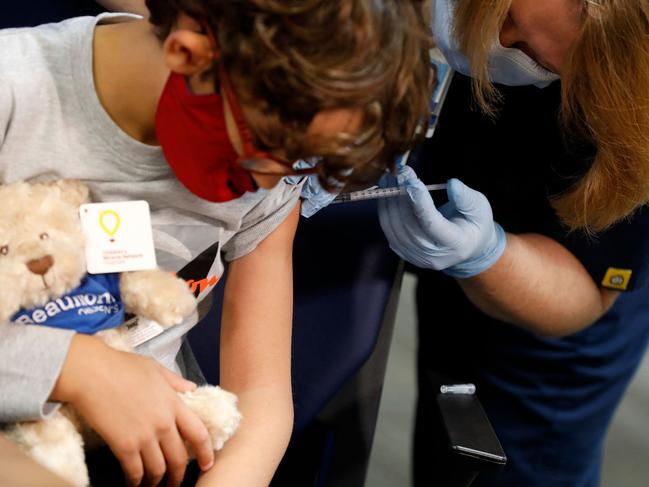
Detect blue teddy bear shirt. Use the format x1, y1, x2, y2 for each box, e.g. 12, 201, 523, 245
12, 274, 125, 334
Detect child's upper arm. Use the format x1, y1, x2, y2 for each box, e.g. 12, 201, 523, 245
221, 183, 302, 262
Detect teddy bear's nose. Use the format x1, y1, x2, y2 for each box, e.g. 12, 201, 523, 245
26, 255, 55, 275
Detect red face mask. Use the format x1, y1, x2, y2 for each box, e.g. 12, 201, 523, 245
155, 21, 316, 203
155, 71, 256, 202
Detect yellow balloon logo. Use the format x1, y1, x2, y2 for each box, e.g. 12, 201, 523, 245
99, 209, 121, 242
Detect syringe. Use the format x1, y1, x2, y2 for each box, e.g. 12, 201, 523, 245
333, 183, 447, 204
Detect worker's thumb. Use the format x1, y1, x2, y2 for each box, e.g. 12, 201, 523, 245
447, 178, 493, 224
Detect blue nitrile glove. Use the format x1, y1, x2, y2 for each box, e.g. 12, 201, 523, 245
286, 154, 409, 218
300, 175, 340, 217
284, 160, 340, 218
377, 165, 506, 278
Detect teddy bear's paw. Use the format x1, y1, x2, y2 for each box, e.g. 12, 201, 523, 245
36, 449, 90, 487
179, 385, 242, 452
121, 269, 197, 328
3, 410, 90, 487
148, 286, 197, 327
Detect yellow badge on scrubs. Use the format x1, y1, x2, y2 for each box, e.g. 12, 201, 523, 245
601, 267, 633, 291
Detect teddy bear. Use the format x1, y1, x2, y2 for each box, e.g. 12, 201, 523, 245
0, 180, 241, 487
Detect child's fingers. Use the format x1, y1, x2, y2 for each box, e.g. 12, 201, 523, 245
176, 405, 215, 472
160, 367, 197, 393
159, 428, 190, 487
113, 447, 144, 487
140, 440, 167, 487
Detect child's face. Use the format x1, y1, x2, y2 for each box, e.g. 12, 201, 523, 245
162, 14, 363, 191
230, 107, 363, 190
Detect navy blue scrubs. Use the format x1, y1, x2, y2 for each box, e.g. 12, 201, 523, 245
413, 74, 649, 487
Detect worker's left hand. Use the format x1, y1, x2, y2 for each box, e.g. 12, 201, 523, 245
299, 175, 339, 217
378, 165, 506, 278
289, 153, 409, 218
284, 162, 340, 218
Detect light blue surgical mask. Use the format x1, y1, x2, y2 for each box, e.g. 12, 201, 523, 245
432, 0, 559, 88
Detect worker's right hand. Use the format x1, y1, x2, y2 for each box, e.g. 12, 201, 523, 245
378, 165, 506, 278
51, 334, 214, 487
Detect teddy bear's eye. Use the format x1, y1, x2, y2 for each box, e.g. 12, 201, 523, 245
40, 232, 49, 241
0, 245, 8, 255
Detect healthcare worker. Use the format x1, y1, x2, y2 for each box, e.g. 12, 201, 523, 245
377, 0, 649, 486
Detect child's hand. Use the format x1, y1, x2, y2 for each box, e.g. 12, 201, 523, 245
51, 334, 215, 487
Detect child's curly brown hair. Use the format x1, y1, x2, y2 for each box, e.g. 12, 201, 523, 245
146, 0, 433, 189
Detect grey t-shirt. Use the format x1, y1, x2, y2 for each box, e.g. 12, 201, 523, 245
0, 14, 301, 421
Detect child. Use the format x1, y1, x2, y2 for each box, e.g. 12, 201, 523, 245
0, 1, 432, 485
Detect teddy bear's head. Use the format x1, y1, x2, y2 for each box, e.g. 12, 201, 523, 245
0, 180, 90, 321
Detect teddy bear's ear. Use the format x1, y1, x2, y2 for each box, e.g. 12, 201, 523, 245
47, 180, 90, 207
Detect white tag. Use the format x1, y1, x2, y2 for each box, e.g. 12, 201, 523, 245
80, 201, 157, 274
125, 317, 166, 348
